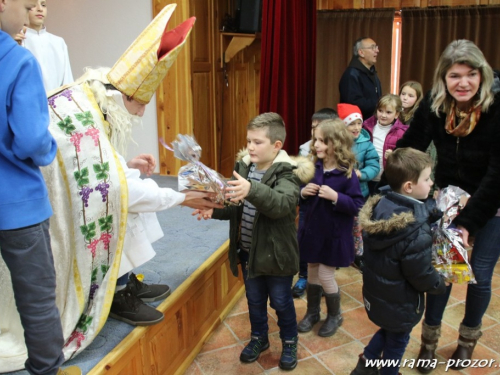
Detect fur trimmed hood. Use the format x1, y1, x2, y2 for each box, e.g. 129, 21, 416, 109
359, 195, 416, 235
236, 148, 315, 184
359, 192, 430, 251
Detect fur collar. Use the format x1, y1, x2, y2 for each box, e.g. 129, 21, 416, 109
236, 149, 315, 184
359, 195, 416, 235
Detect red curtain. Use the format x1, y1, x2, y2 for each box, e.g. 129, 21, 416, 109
259, 0, 316, 154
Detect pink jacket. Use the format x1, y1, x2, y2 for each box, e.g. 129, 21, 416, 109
363, 116, 408, 168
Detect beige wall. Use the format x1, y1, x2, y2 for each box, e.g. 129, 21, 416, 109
45, 0, 160, 169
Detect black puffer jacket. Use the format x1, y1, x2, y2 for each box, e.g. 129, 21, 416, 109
359, 193, 446, 332
397, 90, 500, 235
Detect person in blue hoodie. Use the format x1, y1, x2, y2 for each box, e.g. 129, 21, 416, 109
337, 103, 379, 271
0, 1, 80, 374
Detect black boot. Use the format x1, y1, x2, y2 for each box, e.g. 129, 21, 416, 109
350, 353, 380, 375
297, 283, 322, 332
279, 336, 298, 370
449, 323, 482, 370
318, 291, 342, 337
416, 322, 441, 374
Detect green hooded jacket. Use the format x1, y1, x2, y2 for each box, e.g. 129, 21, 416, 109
212, 149, 314, 278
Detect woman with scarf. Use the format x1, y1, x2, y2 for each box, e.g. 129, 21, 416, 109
396, 40, 500, 373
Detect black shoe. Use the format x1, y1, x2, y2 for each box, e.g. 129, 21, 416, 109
292, 277, 307, 298
109, 287, 164, 326
128, 273, 171, 302
239, 335, 270, 363
279, 337, 298, 370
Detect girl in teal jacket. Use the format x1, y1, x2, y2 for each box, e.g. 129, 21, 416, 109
337, 103, 379, 198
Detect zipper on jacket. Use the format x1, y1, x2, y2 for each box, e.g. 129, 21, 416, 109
247, 212, 259, 279
416, 294, 421, 314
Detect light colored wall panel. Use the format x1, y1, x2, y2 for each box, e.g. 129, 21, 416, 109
46, 0, 159, 167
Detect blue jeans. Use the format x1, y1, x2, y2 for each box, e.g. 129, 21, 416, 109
364, 329, 410, 375
298, 204, 307, 279
239, 250, 297, 339
425, 216, 500, 328
0, 220, 64, 375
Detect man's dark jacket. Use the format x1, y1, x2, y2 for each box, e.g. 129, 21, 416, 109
339, 57, 382, 120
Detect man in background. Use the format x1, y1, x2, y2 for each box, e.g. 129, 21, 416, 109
339, 37, 381, 120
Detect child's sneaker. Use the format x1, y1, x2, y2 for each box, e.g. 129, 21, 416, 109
279, 337, 298, 370
239, 335, 270, 363
292, 277, 307, 298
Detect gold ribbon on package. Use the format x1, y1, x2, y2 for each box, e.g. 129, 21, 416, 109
107, 3, 196, 104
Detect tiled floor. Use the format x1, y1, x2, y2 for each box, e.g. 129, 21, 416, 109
185, 263, 500, 375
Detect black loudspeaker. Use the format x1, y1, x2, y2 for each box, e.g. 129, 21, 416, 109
236, 0, 262, 33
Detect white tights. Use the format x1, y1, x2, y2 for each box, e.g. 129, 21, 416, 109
307, 263, 338, 294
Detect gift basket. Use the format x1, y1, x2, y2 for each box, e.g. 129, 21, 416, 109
159, 135, 236, 206
431, 186, 476, 284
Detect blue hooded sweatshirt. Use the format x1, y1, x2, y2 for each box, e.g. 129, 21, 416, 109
0, 30, 57, 230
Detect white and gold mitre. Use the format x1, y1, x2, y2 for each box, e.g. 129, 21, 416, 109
107, 3, 195, 104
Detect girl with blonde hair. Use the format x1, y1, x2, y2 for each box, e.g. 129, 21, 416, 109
297, 119, 364, 337
399, 80, 423, 124
363, 94, 408, 195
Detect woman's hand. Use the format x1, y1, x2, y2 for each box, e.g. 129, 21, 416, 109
301, 183, 320, 197
355, 169, 362, 179
384, 149, 393, 160
318, 185, 338, 203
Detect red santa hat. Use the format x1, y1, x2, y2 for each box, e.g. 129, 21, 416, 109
337, 103, 363, 125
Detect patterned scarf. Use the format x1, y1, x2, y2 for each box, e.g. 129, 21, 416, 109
445, 101, 482, 137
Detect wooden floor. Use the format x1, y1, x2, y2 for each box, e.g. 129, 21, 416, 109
88, 240, 244, 375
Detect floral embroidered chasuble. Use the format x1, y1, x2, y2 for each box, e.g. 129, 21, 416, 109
0, 83, 128, 371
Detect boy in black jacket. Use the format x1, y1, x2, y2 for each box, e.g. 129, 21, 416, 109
351, 148, 446, 375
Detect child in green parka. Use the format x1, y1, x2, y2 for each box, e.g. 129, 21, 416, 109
193, 112, 314, 370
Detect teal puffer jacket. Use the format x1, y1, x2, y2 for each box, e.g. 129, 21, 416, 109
353, 128, 380, 198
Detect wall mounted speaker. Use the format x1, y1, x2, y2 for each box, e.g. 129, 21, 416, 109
236, 0, 262, 33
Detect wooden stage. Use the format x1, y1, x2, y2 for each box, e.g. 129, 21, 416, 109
88, 240, 244, 375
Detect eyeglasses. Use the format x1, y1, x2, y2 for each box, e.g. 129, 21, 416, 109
361, 45, 379, 51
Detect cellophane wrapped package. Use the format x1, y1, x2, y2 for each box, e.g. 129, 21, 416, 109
431, 186, 476, 284
160, 135, 236, 206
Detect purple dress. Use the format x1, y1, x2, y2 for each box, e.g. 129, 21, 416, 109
298, 161, 365, 267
